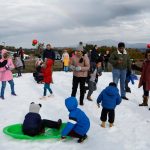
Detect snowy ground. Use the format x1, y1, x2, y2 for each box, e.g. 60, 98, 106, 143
0, 72, 150, 150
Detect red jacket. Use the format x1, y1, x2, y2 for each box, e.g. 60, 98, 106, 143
42, 59, 53, 84
138, 60, 150, 91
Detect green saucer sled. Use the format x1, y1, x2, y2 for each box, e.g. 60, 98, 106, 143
3, 123, 69, 140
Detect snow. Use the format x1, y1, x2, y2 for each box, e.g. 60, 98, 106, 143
0, 72, 150, 150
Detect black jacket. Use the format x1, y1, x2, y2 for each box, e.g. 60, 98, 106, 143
43, 49, 55, 61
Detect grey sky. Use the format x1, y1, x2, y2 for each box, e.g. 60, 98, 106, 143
0, 0, 150, 48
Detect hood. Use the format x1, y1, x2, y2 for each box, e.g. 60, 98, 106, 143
65, 97, 78, 112
105, 86, 119, 96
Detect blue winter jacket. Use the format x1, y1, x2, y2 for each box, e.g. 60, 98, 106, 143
61, 97, 90, 136
97, 86, 121, 109
22, 113, 42, 130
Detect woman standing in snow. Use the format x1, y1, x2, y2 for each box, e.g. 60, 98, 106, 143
70, 46, 90, 105
0, 49, 17, 99
136, 50, 150, 109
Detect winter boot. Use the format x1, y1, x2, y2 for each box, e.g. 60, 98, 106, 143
109, 123, 114, 128
57, 119, 62, 129
87, 96, 93, 101
101, 121, 106, 128
139, 96, 148, 106
77, 135, 88, 143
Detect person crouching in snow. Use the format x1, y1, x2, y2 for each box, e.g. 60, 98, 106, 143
97, 82, 121, 128
0, 50, 17, 99
61, 97, 90, 143
22, 102, 62, 136
40, 58, 53, 99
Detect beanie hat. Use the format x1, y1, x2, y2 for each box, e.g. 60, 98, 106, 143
29, 102, 42, 114
118, 42, 125, 48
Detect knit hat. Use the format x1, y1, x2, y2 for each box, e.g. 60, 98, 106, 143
118, 42, 125, 48
29, 102, 42, 114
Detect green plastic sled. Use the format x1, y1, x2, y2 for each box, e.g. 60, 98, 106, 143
3, 123, 68, 140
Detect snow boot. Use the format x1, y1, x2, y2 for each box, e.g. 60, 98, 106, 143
87, 96, 93, 101
57, 119, 62, 129
101, 121, 106, 128
139, 96, 148, 106
77, 135, 88, 143
109, 123, 114, 128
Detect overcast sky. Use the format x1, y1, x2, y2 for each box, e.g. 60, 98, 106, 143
0, 0, 150, 48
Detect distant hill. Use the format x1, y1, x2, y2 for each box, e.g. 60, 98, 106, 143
86, 39, 147, 50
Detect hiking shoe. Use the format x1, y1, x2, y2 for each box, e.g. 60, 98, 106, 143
77, 135, 88, 143
121, 96, 129, 100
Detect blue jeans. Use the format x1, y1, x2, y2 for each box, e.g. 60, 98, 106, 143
43, 83, 53, 96
112, 69, 127, 97
1, 80, 15, 98
64, 66, 69, 72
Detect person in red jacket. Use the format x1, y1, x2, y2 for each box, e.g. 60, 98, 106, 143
40, 59, 54, 99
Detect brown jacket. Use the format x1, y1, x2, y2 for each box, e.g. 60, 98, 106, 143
138, 60, 150, 91
70, 54, 90, 77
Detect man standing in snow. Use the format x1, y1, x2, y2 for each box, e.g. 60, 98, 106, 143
109, 42, 131, 100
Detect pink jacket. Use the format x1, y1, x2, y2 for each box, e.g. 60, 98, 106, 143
0, 58, 15, 81
70, 54, 90, 77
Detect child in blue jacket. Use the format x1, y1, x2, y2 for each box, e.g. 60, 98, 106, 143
61, 97, 90, 143
97, 82, 121, 128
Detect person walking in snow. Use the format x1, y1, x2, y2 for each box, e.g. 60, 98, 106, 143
97, 82, 122, 128
61, 97, 90, 143
0, 49, 17, 99
40, 58, 54, 99
86, 58, 102, 101
133, 50, 150, 108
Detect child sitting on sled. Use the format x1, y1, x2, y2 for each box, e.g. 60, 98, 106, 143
61, 97, 90, 143
22, 102, 62, 136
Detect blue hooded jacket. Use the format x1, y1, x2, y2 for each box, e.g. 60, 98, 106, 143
61, 97, 90, 136
97, 86, 121, 109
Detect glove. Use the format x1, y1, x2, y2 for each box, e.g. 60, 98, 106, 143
75, 66, 81, 71
97, 103, 100, 108
70, 65, 76, 71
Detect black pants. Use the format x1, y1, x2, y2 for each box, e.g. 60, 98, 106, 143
68, 130, 84, 139
23, 119, 59, 136
143, 83, 149, 96
100, 108, 115, 123
16, 67, 22, 76
71, 76, 86, 104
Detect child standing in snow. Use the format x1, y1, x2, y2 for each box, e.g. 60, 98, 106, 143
22, 102, 62, 136
14, 53, 23, 77
40, 58, 53, 99
61, 97, 90, 143
86, 59, 102, 101
0, 50, 17, 99
61, 50, 70, 72
97, 82, 121, 128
